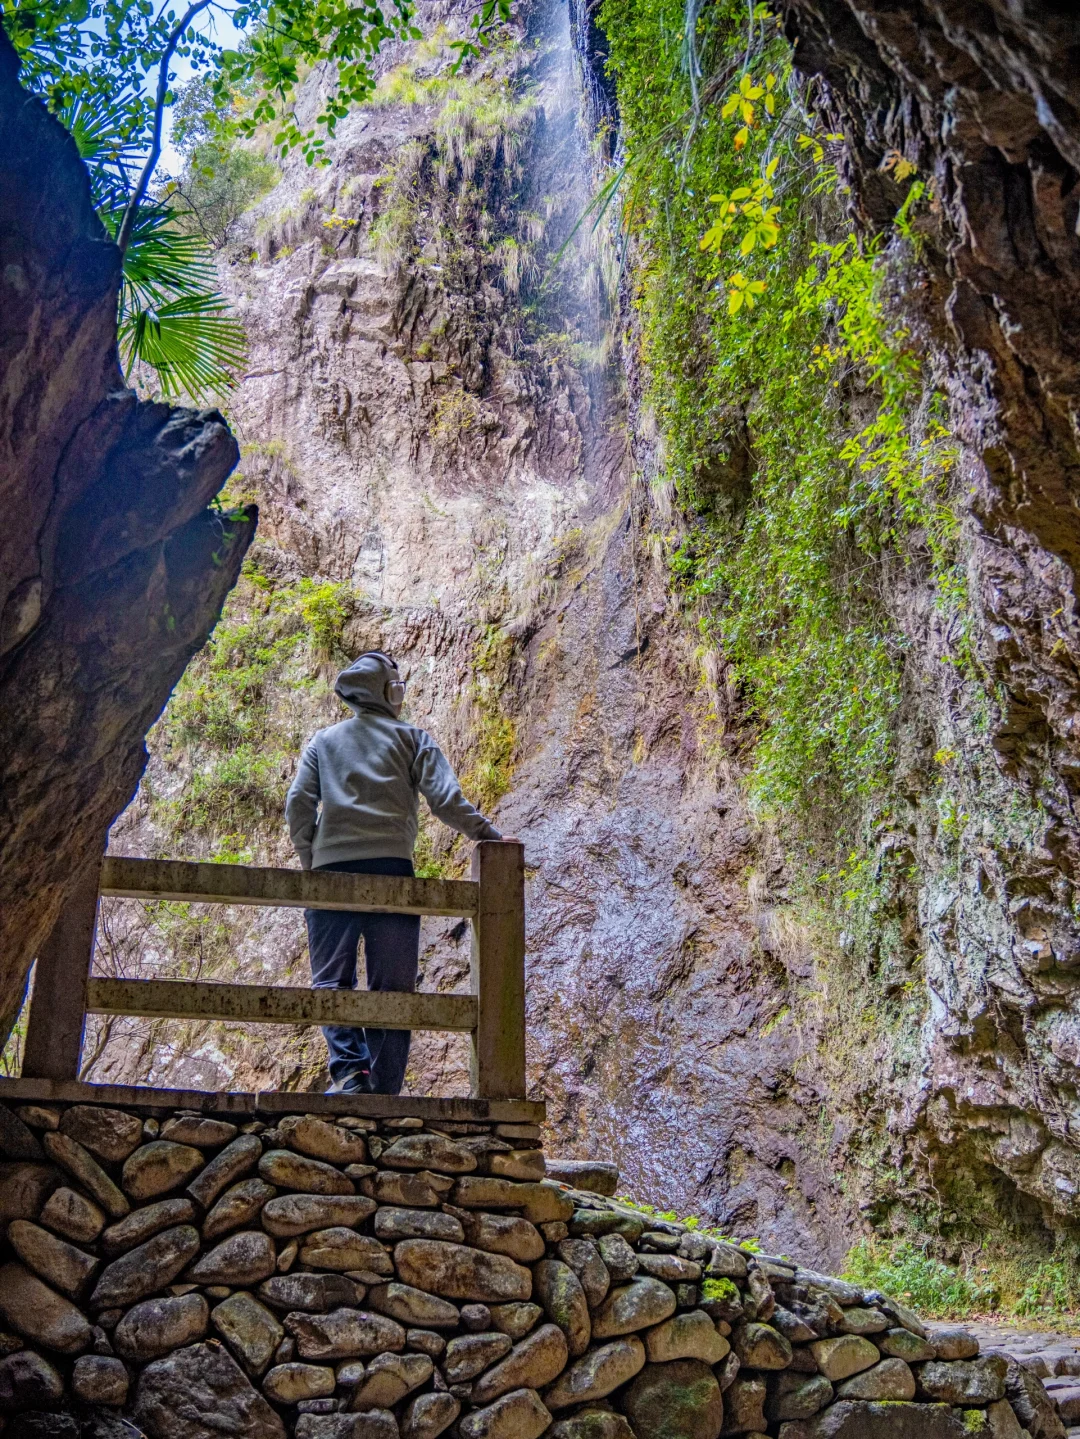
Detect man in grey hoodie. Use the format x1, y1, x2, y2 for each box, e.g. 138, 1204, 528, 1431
286, 651, 502, 1095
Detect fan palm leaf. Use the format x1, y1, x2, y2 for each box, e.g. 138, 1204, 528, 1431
119, 291, 247, 398
60, 105, 247, 402
104, 200, 247, 401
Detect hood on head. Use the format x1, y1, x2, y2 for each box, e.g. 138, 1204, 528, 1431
335, 652, 401, 717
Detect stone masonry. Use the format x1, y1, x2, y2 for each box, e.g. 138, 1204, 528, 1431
0, 1096, 1066, 1438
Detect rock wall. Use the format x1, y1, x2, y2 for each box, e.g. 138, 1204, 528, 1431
61, 0, 1080, 1272
0, 32, 255, 1043
772, 1, 1080, 1246
0, 1094, 1063, 1439
82, 0, 852, 1267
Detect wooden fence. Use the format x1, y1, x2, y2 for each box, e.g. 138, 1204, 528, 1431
20, 840, 526, 1101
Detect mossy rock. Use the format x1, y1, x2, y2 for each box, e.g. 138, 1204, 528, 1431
620, 1358, 724, 1439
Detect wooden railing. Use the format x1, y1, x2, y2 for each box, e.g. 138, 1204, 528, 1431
21, 840, 526, 1100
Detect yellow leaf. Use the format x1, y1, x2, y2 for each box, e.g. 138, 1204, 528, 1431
740, 99, 754, 123
729, 289, 744, 315
740, 231, 756, 255
765, 93, 775, 114
765, 156, 779, 179
731, 186, 751, 201
734, 127, 748, 150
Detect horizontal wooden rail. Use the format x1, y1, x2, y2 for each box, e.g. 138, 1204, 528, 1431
100, 856, 478, 918
23, 841, 526, 1102
87, 978, 478, 1033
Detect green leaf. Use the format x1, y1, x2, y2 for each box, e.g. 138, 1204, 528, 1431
119, 290, 247, 399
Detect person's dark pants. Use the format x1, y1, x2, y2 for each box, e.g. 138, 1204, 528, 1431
305, 857, 420, 1095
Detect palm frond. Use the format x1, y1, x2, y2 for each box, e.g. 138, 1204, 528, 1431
119, 291, 247, 400
57, 96, 143, 209
109, 202, 221, 306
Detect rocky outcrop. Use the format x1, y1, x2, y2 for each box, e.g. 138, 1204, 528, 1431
0, 1094, 1062, 1439
778, 0, 1080, 1239
0, 31, 255, 1041
82, 0, 851, 1267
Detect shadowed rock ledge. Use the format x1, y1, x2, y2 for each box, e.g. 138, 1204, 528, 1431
0, 31, 255, 1043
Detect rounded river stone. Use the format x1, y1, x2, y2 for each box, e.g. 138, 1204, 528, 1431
114, 1292, 209, 1361
365, 1282, 460, 1329
646, 1310, 730, 1365
257, 1273, 361, 1314
187, 1135, 263, 1209
7, 1218, 98, 1297
284, 1307, 406, 1361
543, 1336, 646, 1410
393, 1239, 532, 1303
258, 1150, 354, 1195
262, 1363, 336, 1405
458, 1387, 552, 1439
380, 1135, 478, 1174
471, 1323, 569, 1404
189, 1229, 278, 1286
0, 1348, 64, 1410
298, 1227, 392, 1274
261, 1193, 376, 1238
277, 1116, 369, 1166
59, 1106, 143, 1163
123, 1141, 206, 1200
374, 1206, 464, 1244
401, 1391, 461, 1439
533, 1259, 590, 1357
212, 1292, 284, 1376
590, 1277, 676, 1340
100, 1198, 197, 1257
204, 1178, 277, 1240
443, 1331, 512, 1383
91, 1224, 201, 1308
0, 1261, 94, 1354
38, 1186, 105, 1244
621, 1359, 723, 1439
160, 1116, 238, 1147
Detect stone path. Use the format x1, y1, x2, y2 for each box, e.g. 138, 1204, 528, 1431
929, 1319, 1080, 1434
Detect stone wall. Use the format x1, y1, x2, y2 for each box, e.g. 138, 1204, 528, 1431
0, 1095, 1064, 1438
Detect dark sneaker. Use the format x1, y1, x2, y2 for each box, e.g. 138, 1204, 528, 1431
325, 1069, 371, 1095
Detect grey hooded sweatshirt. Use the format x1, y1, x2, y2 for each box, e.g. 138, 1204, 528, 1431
286, 653, 501, 869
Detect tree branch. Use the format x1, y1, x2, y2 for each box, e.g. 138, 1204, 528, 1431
116, 0, 214, 256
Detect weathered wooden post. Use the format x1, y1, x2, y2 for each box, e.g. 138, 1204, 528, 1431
470, 839, 526, 1100
22, 860, 101, 1081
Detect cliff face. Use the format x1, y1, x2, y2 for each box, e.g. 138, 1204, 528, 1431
74, 0, 1080, 1273
0, 35, 254, 1045
775, 0, 1080, 1245
87, 0, 854, 1265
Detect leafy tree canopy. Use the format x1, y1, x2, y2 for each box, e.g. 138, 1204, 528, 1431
1, 0, 509, 396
